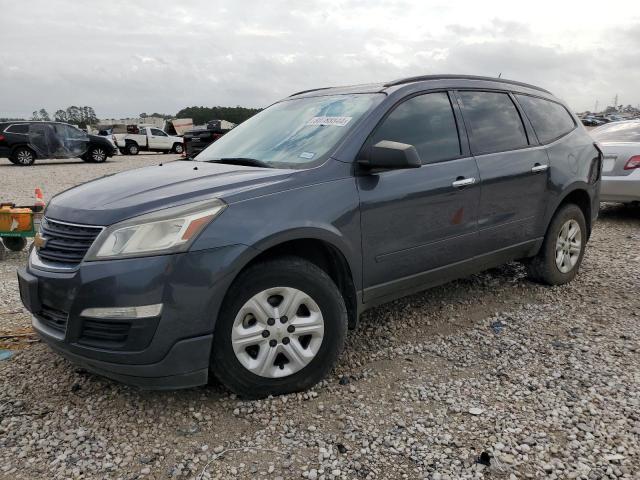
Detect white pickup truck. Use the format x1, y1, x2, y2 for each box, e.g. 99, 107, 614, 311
113, 126, 184, 155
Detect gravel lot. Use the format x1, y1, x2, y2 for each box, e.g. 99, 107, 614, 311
0, 156, 639, 479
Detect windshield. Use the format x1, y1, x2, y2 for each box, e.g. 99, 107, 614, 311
591, 121, 640, 142
197, 93, 383, 168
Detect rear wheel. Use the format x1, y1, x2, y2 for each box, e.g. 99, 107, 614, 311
125, 143, 139, 155
86, 146, 108, 163
11, 147, 35, 166
2, 237, 27, 252
211, 257, 347, 398
526, 204, 587, 285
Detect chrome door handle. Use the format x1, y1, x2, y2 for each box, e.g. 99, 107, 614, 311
531, 164, 549, 173
452, 177, 476, 188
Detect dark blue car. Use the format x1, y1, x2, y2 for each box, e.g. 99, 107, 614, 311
17, 75, 601, 397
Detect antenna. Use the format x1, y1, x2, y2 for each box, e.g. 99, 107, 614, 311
498, 72, 502, 78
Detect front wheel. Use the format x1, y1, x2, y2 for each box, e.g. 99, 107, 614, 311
211, 256, 347, 398
172, 143, 184, 154
526, 204, 587, 285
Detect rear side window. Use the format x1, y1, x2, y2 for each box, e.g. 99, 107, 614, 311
458, 91, 528, 154
370, 92, 461, 164
515, 95, 575, 143
6, 124, 29, 134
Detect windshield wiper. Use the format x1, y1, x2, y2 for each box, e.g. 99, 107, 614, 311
205, 157, 273, 168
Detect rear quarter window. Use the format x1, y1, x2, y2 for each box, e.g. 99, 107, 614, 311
515, 95, 575, 143
458, 91, 528, 154
5, 124, 29, 134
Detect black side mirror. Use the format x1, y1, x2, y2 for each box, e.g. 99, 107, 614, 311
359, 140, 421, 170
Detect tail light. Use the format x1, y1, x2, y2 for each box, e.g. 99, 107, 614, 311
624, 155, 640, 170
0, 134, 5, 142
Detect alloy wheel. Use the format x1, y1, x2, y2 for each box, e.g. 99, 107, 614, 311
92, 148, 106, 162
231, 287, 325, 378
555, 219, 582, 273
16, 150, 34, 165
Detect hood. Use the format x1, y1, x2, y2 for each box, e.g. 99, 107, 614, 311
45, 161, 295, 225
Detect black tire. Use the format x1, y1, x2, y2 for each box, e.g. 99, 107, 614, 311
211, 256, 348, 398
173, 143, 184, 154
125, 143, 139, 155
10, 147, 36, 166
526, 204, 587, 285
86, 146, 108, 163
2, 237, 27, 252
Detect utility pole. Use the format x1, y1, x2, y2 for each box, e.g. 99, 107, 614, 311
594, 100, 599, 113
613, 94, 618, 110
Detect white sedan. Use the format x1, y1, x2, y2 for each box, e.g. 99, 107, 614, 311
591, 120, 640, 204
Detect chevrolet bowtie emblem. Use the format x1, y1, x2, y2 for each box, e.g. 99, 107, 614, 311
33, 233, 48, 250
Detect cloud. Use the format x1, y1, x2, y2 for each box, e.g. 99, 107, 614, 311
0, 0, 638, 118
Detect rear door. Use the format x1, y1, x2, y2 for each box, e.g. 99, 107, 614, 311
357, 91, 481, 300
455, 90, 549, 253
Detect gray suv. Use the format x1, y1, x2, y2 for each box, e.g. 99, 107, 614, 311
17, 75, 601, 397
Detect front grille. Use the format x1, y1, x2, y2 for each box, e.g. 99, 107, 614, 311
79, 319, 131, 348
37, 218, 103, 265
39, 305, 69, 333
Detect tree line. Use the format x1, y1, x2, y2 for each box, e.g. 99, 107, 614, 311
6, 105, 261, 128
175, 106, 261, 126
31, 106, 98, 128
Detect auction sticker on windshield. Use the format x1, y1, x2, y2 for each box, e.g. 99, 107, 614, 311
306, 116, 352, 127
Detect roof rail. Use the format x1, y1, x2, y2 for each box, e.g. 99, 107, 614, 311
383, 74, 551, 94
288, 87, 334, 97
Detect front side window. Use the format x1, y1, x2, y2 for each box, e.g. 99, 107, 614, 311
516, 94, 575, 143
151, 128, 167, 136
591, 121, 640, 142
458, 91, 528, 154
369, 92, 461, 164
197, 93, 383, 169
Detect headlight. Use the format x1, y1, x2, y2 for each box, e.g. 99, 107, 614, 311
85, 199, 226, 260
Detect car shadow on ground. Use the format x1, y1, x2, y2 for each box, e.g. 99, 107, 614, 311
598, 202, 640, 222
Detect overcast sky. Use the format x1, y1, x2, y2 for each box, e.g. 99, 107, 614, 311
1, 0, 639, 118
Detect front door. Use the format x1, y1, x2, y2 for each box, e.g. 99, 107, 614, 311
148, 128, 171, 149
357, 91, 480, 301
456, 90, 549, 252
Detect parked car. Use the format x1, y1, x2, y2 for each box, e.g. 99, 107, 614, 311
113, 125, 184, 155
183, 119, 236, 158
590, 120, 640, 204
0, 121, 117, 166
581, 116, 605, 127
17, 75, 601, 397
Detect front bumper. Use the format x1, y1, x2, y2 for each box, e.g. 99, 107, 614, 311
600, 170, 640, 203
18, 245, 249, 389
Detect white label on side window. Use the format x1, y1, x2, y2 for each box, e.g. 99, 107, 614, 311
299, 151, 315, 159
306, 116, 352, 127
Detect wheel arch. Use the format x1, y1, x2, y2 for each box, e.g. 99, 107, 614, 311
225, 232, 359, 330
10, 143, 37, 159
551, 185, 593, 238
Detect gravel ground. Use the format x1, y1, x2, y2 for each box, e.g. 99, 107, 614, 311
0, 157, 638, 479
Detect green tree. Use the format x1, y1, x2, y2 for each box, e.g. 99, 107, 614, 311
39, 108, 50, 121
54, 110, 67, 122
31, 110, 40, 121
175, 106, 261, 126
